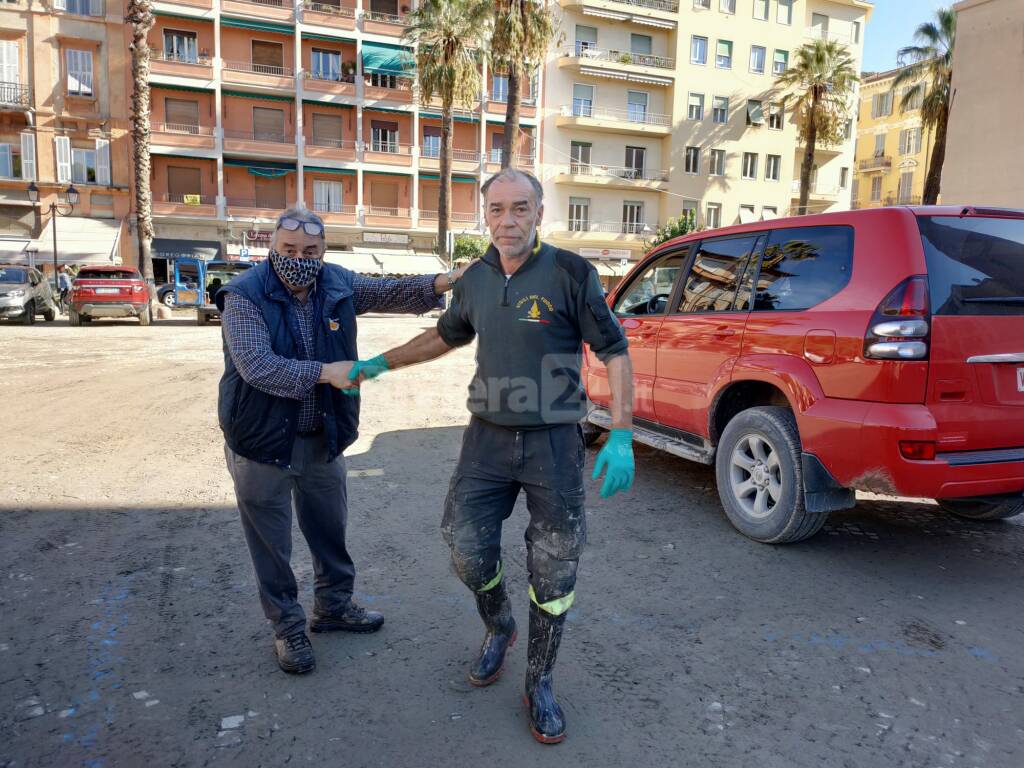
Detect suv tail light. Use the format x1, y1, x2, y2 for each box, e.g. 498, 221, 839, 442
864, 276, 931, 361
132, 284, 143, 293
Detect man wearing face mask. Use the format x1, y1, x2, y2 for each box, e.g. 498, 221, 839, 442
217, 206, 462, 675
347, 169, 635, 743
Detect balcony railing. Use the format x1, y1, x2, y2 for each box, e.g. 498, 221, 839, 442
610, 0, 679, 10
227, 197, 287, 209
486, 150, 536, 166
312, 202, 358, 215
564, 46, 674, 70
303, 0, 355, 15
307, 71, 357, 83
363, 74, 414, 91
161, 192, 217, 205
858, 155, 892, 171
560, 104, 671, 127
420, 147, 481, 163
420, 210, 479, 223
563, 163, 669, 182
229, 0, 287, 7
365, 141, 414, 155
563, 220, 654, 234
791, 180, 841, 197
152, 122, 215, 136
224, 129, 295, 144
151, 50, 213, 66
223, 60, 294, 77
0, 82, 31, 109
488, 91, 538, 106
366, 206, 410, 217
805, 27, 854, 45
364, 9, 407, 24
306, 136, 358, 150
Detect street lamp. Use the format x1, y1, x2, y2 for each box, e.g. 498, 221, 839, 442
28, 182, 78, 311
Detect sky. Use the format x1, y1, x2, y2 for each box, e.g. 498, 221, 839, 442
860, 0, 950, 73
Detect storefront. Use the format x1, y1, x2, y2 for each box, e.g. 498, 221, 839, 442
152, 238, 223, 284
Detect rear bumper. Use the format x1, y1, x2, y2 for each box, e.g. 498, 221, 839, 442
73, 302, 147, 318
800, 399, 1024, 500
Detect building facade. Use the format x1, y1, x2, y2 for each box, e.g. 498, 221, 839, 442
941, 0, 1024, 208
851, 65, 937, 210
0, 0, 134, 276
538, 0, 871, 281
145, 0, 538, 277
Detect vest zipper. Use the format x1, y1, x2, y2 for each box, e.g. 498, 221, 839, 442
502, 275, 511, 307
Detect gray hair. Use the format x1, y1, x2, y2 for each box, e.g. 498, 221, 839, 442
271, 205, 325, 250
481, 168, 544, 207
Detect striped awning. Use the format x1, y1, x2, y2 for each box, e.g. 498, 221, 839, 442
221, 17, 293, 35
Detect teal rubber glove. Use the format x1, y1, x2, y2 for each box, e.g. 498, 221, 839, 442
592, 429, 635, 499
341, 354, 390, 396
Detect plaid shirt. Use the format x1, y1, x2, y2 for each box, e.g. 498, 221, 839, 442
222, 272, 441, 433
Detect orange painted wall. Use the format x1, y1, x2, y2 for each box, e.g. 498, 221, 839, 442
303, 173, 357, 203
418, 180, 479, 214
224, 166, 299, 203
363, 110, 412, 144
151, 156, 218, 197
419, 118, 479, 150
221, 30, 294, 68
362, 174, 411, 208
148, 18, 215, 56
300, 41, 357, 72
150, 88, 216, 126
302, 105, 356, 138
222, 95, 296, 135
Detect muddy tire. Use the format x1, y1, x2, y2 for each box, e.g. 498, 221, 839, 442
68, 309, 81, 327
139, 306, 152, 326
21, 301, 35, 325
937, 495, 1024, 521
43, 306, 56, 322
715, 406, 827, 544
196, 311, 209, 326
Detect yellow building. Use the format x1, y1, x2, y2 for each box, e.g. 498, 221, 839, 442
0, 0, 135, 274
852, 64, 937, 209
540, 0, 873, 281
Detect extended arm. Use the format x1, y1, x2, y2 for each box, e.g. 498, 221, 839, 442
605, 353, 634, 431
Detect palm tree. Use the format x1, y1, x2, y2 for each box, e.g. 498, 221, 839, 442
405, 0, 487, 263
490, 0, 557, 169
891, 7, 956, 205
775, 39, 858, 215
126, 0, 156, 298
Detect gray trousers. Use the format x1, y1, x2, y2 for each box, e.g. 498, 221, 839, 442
225, 434, 354, 638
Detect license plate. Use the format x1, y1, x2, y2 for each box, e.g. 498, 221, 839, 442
1018, 367, 1024, 393
95, 287, 119, 294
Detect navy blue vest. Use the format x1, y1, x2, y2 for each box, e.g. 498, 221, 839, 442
216, 260, 360, 467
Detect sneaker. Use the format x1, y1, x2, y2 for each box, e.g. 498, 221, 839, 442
309, 601, 385, 634
274, 631, 316, 675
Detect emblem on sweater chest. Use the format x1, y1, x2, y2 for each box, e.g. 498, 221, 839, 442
515, 295, 555, 325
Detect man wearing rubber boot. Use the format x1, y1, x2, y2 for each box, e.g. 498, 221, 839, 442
345, 168, 635, 743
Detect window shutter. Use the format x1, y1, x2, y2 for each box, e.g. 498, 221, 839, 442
89, 0, 103, 15
65, 49, 78, 93
20, 131, 36, 181
165, 98, 200, 128
81, 51, 93, 95
1, 41, 19, 85
55, 136, 71, 182
251, 41, 284, 69
95, 137, 110, 185
311, 114, 343, 145
53, 0, 66, 10
167, 166, 201, 197
253, 107, 285, 140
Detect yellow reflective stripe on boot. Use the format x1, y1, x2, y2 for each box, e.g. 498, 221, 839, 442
477, 561, 504, 593
528, 585, 575, 616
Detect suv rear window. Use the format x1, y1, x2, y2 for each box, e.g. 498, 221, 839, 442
919, 215, 1024, 316
77, 269, 142, 280
754, 226, 853, 311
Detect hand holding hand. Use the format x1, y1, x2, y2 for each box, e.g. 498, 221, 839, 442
592, 429, 635, 499
346, 354, 390, 387
321, 361, 361, 394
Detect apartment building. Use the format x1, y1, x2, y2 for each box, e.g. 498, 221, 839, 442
539, 0, 871, 280
941, 0, 1024, 208
146, 0, 538, 275
851, 65, 937, 209
0, 0, 134, 275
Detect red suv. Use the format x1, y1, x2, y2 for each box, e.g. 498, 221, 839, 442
69, 266, 151, 326
583, 206, 1024, 543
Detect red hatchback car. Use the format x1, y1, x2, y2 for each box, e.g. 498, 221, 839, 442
583, 206, 1024, 543
69, 266, 151, 326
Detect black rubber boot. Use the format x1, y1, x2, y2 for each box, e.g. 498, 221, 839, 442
524, 602, 567, 744
468, 580, 517, 686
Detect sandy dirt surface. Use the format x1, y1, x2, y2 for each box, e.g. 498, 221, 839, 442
1, 315, 1023, 768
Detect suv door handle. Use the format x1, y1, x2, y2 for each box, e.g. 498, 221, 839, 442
712, 328, 736, 338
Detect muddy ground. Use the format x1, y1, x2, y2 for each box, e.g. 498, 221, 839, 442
1, 315, 1022, 768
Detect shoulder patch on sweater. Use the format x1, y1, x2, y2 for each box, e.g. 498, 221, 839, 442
553, 248, 596, 286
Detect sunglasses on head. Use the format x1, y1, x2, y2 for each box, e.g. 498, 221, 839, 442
277, 216, 325, 236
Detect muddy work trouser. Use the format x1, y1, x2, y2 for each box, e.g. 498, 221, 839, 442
442, 418, 586, 614
225, 434, 355, 638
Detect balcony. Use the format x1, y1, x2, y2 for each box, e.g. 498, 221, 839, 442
222, 60, 295, 91
226, 197, 287, 219
557, 46, 675, 86
858, 155, 892, 172
554, 163, 669, 191
0, 83, 31, 111
362, 8, 409, 35
551, 219, 655, 240
302, 0, 356, 29
420, 210, 480, 227
311, 202, 358, 225
363, 75, 414, 104
153, 0, 213, 9
484, 91, 538, 118
303, 72, 357, 99
364, 206, 412, 228
150, 122, 216, 151
153, 192, 218, 218
805, 27, 855, 46
419, 147, 481, 173
223, 129, 297, 158
363, 142, 414, 167
790, 180, 842, 202
556, 104, 671, 136
484, 152, 536, 173
557, 0, 678, 29
221, 0, 294, 22
852, 195, 923, 210
304, 137, 358, 162
149, 51, 215, 82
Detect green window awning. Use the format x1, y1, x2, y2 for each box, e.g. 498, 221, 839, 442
419, 112, 480, 124
361, 42, 415, 75
221, 17, 294, 35
363, 105, 412, 115
304, 166, 357, 176
302, 32, 356, 45
222, 89, 295, 103
302, 99, 354, 110
152, 84, 215, 94
418, 173, 478, 184
224, 158, 296, 172
364, 169, 413, 177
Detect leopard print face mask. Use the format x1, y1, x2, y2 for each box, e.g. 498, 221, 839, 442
270, 250, 323, 290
